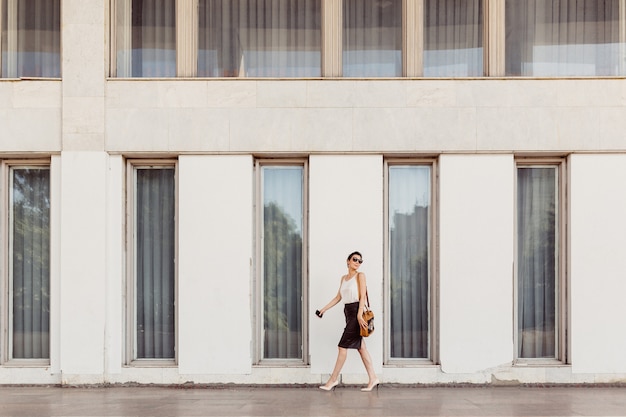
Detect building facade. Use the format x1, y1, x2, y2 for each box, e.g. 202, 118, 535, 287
1, 0, 626, 385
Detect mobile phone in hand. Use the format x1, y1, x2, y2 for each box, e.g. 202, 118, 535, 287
315, 310, 323, 318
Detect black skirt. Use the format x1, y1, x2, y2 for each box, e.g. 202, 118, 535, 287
338, 301, 362, 349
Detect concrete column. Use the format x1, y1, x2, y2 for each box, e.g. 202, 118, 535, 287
58, 0, 108, 382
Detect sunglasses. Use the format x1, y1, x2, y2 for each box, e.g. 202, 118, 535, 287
352, 257, 363, 264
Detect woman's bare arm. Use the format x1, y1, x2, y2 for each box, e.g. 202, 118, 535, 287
318, 279, 343, 316
356, 272, 368, 329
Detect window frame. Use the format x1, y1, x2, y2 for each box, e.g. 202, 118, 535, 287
253, 158, 309, 366
125, 159, 178, 367
383, 158, 439, 366
513, 157, 568, 365
1, 159, 52, 366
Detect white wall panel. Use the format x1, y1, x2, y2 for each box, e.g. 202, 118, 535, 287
49, 155, 62, 376
309, 155, 383, 379
104, 155, 124, 375
439, 154, 514, 374
1, 80, 61, 152
178, 155, 253, 374
570, 154, 626, 373
59, 151, 107, 377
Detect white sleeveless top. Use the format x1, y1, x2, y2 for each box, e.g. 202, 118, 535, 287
340, 274, 360, 304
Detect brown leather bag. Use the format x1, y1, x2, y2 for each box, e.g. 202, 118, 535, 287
360, 290, 375, 337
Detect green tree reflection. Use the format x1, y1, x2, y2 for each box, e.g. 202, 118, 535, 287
263, 202, 302, 359
12, 168, 50, 359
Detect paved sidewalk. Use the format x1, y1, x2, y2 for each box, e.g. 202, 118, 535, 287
1, 385, 626, 416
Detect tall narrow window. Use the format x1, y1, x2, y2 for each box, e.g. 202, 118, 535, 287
506, 0, 623, 76
1, 0, 61, 78
198, 0, 321, 77
258, 163, 305, 361
132, 165, 176, 360
387, 164, 432, 360
343, 0, 402, 77
115, 0, 176, 77
9, 166, 50, 360
424, 0, 483, 77
516, 165, 560, 360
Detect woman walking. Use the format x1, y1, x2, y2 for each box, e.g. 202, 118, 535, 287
316, 251, 379, 392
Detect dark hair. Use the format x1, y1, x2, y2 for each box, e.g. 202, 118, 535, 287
347, 251, 362, 261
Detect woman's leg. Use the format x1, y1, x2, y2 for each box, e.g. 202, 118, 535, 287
322, 347, 348, 387
357, 340, 378, 386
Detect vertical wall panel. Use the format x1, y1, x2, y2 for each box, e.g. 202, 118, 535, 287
439, 154, 514, 374
104, 155, 124, 375
570, 154, 626, 373
178, 155, 253, 374
59, 151, 107, 379
309, 155, 383, 378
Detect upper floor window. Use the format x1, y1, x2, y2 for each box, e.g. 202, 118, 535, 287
109, 0, 626, 78
506, 0, 624, 76
424, 0, 483, 77
198, 0, 321, 77
1, 0, 61, 78
343, 0, 402, 77
114, 0, 177, 77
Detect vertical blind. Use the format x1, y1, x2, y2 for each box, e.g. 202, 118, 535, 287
343, 0, 402, 77
11, 167, 50, 360
424, 0, 483, 77
388, 166, 431, 359
135, 168, 176, 359
198, 0, 321, 77
262, 166, 303, 359
506, 0, 622, 76
517, 167, 557, 359
1, 0, 61, 78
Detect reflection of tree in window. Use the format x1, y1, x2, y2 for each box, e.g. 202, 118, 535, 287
263, 201, 302, 359
11, 168, 50, 359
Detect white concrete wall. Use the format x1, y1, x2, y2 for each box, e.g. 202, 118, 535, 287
178, 155, 253, 376
3, 78, 626, 154
309, 155, 383, 382
104, 79, 626, 154
570, 154, 626, 374
4, 0, 626, 386
104, 155, 124, 377
59, 151, 108, 383
439, 155, 514, 376
5, 148, 626, 385
62, 0, 105, 152
0, 82, 61, 152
